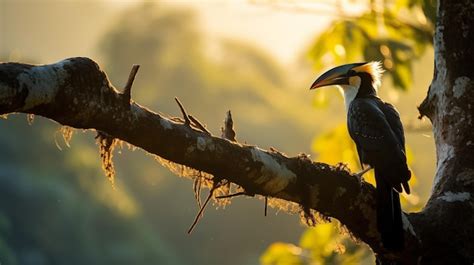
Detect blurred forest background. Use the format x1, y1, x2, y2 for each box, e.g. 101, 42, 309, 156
0, 0, 435, 264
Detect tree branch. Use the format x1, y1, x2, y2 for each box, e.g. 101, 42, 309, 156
0, 57, 420, 262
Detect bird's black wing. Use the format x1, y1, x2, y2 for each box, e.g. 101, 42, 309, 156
347, 98, 406, 189
348, 99, 388, 169
381, 102, 411, 193
381, 102, 406, 150
347, 98, 399, 153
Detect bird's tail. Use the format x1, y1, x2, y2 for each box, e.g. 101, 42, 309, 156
375, 169, 404, 250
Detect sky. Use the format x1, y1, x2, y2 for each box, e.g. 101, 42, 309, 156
0, 0, 367, 64
182, 0, 368, 62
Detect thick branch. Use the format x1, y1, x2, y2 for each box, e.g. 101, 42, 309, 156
0, 57, 420, 261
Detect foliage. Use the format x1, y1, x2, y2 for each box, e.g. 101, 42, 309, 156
261, 223, 374, 265
307, 0, 435, 90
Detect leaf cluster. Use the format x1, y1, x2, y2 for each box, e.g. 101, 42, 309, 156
308, 0, 435, 90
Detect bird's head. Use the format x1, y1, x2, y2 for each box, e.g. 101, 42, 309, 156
310, 62, 384, 109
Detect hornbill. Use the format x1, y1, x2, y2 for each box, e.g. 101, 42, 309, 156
309, 62, 411, 250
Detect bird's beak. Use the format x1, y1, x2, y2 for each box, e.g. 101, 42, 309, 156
310, 62, 366, 90
310, 75, 349, 89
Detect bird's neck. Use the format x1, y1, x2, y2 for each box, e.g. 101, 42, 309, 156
357, 83, 378, 98
339, 85, 359, 112
339, 84, 378, 112
356, 72, 378, 98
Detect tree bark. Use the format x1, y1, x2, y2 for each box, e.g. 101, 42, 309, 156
416, 0, 474, 264
0, 0, 472, 263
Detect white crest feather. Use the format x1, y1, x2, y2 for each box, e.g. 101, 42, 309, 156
353, 61, 384, 90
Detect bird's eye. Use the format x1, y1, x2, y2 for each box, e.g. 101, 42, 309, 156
348, 70, 356, 76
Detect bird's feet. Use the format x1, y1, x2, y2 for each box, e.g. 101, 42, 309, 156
354, 166, 372, 183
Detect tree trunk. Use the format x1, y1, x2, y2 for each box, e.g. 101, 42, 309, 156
416, 0, 474, 263
0, 0, 472, 263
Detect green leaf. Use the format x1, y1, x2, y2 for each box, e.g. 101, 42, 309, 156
307, 2, 433, 91
391, 60, 412, 90
421, 0, 437, 25
260, 242, 304, 265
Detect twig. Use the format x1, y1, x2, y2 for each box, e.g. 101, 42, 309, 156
187, 190, 213, 234
123, 65, 140, 104
189, 115, 211, 135
187, 181, 223, 234
175, 97, 191, 126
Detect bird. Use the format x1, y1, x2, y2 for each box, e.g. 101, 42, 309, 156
309, 62, 411, 250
